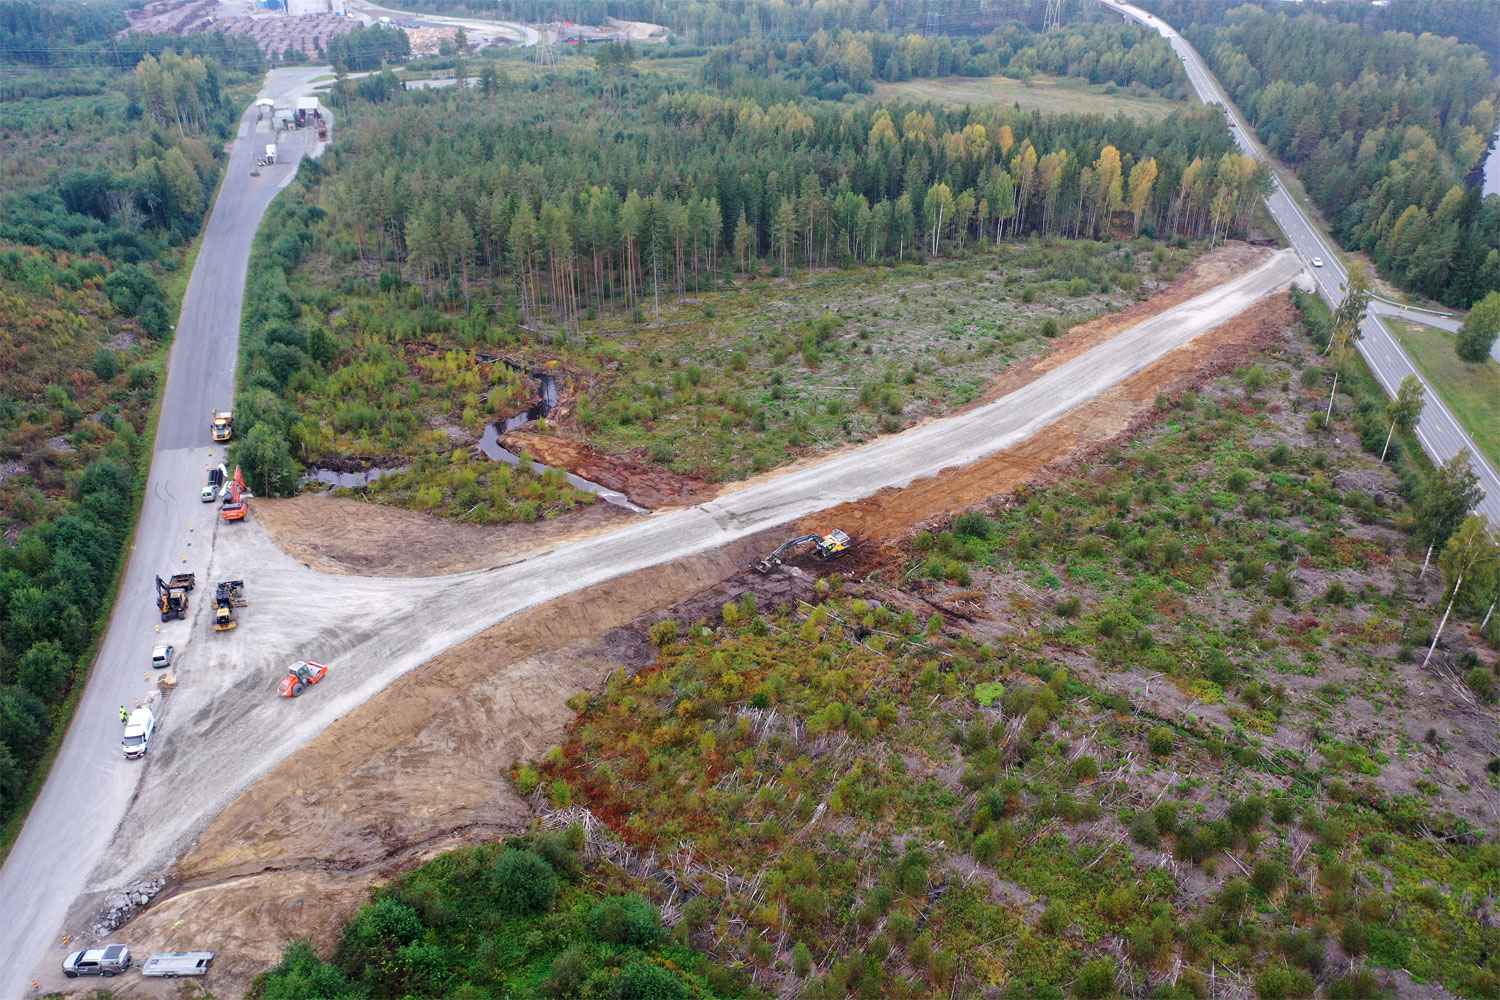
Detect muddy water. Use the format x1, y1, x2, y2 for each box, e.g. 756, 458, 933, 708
305, 466, 405, 489
306, 370, 649, 513
486, 369, 649, 513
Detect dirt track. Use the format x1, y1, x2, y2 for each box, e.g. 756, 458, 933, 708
120, 284, 1296, 996
46, 249, 1304, 998
809, 292, 1298, 547
255, 493, 637, 577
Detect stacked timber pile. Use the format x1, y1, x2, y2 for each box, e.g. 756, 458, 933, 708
125, 0, 356, 57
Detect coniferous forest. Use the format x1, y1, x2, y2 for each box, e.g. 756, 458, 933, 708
1150, 0, 1500, 308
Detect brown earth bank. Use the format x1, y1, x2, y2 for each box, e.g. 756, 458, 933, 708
804, 291, 1297, 562
253, 493, 637, 577
498, 430, 718, 510
110, 533, 785, 998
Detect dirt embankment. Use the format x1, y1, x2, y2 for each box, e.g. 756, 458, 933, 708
500, 431, 717, 510
253, 494, 637, 577
117, 533, 784, 997
806, 292, 1297, 556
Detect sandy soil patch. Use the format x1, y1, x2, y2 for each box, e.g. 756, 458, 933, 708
255, 493, 636, 576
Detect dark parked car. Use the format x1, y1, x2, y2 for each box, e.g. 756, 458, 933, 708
62, 944, 132, 978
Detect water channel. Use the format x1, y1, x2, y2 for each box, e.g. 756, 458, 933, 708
306, 367, 650, 513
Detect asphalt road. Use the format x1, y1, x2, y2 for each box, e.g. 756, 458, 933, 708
1104, 0, 1500, 523
0, 69, 330, 1000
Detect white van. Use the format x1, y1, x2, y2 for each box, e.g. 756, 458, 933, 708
122, 707, 155, 759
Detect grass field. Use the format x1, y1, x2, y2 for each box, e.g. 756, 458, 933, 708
1387, 319, 1500, 469
872, 72, 1184, 118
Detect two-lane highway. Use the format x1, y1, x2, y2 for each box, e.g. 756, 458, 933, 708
1104, 0, 1500, 524
0, 68, 331, 1000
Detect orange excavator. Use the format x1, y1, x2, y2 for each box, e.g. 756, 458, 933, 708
220, 466, 248, 522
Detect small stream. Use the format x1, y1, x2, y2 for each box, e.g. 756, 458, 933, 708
478, 371, 649, 514
305, 367, 649, 514
306, 466, 406, 489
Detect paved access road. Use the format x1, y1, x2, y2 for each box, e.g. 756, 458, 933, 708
1105, 0, 1500, 523
0, 68, 329, 1000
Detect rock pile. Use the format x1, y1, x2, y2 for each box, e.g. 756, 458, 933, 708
88, 877, 166, 936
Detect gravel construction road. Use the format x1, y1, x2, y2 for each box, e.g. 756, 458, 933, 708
3, 51, 1296, 992
1105, 0, 1500, 521
0, 68, 330, 1000
69, 249, 1302, 945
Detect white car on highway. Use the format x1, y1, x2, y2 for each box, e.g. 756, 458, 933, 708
1311, 257, 1323, 267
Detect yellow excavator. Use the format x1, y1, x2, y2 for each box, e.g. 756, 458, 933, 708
753, 529, 851, 574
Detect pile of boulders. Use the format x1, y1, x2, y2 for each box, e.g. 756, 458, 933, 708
88, 877, 166, 936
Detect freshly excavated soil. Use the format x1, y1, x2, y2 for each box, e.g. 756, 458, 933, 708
805, 293, 1297, 551
500, 430, 717, 510
116, 533, 778, 998
254, 494, 636, 577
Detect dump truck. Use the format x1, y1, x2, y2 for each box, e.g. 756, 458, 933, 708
213, 579, 247, 631
155, 573, 194, 621
753, 529, 851, 573
211, 409, 234, 442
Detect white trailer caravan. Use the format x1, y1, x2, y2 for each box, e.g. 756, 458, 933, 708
142, 952, 215, 978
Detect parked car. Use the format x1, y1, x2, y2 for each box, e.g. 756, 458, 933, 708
202, 464, 226, 502
151, 644, 174, 670
62, 944, 132, 978
123, 707, 155, 759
